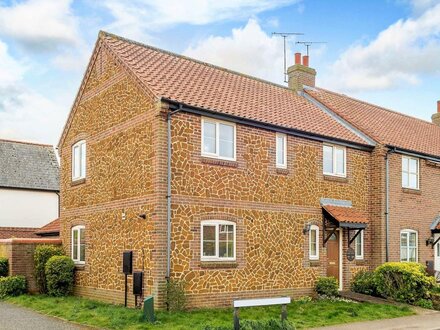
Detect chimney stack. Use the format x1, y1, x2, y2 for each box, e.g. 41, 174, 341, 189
432, 101, 440, 126
287, 52, 316, 92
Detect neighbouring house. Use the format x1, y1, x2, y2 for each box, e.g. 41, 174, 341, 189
58, 31, 440, 309
0, 139, 60, 228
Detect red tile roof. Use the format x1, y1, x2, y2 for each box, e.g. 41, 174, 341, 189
100, 32, 370, 147
323, 205, 369, 225
35, 218, 60, 236
0, 227, 39, 239
306, 88, 440, 159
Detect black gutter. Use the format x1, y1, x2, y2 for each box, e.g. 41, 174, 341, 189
0, 185, 60, 193
386, 145, 440, 163
162, 98, 374, 152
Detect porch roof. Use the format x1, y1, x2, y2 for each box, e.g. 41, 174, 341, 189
322, 205, 368, 229
430, 214, 440, 233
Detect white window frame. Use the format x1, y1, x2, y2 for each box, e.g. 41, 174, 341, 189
276, 133, 287, 169
201, 118, 236, 161
402, 156, 419, 190
200, 220, 236, 262
309, 225, 319, 260
72, 140, 86, 181
400, 229, 418, 262
354, 230, 364, 260
323, 144, 346, 177
71, 225, 85, 265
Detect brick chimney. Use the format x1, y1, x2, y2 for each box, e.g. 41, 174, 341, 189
287, 52, 316, 92
432, 101, 440, 126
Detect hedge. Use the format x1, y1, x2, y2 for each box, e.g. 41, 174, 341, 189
375, 262, 435, 304
45, 256, 75, 296
0, 276, 26, 298
0, 258, 8, 277
34, 245, 64, 293
350, 270, 378, 296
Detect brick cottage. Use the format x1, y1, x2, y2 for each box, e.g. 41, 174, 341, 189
58, 31, 440, 308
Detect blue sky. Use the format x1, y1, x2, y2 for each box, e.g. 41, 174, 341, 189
0, 0, 439, 144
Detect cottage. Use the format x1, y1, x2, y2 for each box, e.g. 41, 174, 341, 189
0, 139, 59, 228
58, 31, 440, 308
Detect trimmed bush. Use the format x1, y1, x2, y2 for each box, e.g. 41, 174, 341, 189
0, 276, 26, 298
315, 277, 339, 297
350, 270, 378, 296
34, 245, 64, 293
45, 256, 75, 297
0, 258, 8, 277
166, 279, 187, 311
375, 262, 435, 304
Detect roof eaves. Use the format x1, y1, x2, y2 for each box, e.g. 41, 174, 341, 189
302, 87, 377, 147
163, 98, 375, 152
386, 145, 440, 162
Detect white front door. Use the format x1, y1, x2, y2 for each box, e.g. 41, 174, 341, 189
435, 234, 440, 273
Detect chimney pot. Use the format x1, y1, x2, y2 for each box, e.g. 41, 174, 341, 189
302, 55, 309, 67
295, 53, 301, 65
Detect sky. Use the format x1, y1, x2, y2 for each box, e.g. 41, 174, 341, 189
0, 0, 440, 145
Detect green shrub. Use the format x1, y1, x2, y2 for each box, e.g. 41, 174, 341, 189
45, 256, 75, 297
414, 298, 433, 309
203, 319, 295, 330
0, 276, 26, 298
0, 257, 8, 277
315, 277, 339, 297
350, 270, 378, 296
166, 279, 187, 311
375, 262, 435, 304
34, 245, 64, 293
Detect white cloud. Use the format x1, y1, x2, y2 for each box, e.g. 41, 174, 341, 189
101, 0, 298, 40
326, 3, 440, 91
0, 40, 64, 144
0, 0, 80, 52
407, 0, 440, 13
184, 19, 294, 84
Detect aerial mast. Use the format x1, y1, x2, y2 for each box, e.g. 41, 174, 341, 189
272, 32, 304, 83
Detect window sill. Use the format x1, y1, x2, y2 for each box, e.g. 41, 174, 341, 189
323, 175, 348, 183
71, 178, 86, 186
74, 264, 86, 271
402, 188, 421, 195
308, 260, 321, 267
276, 168, 289, 175
201, 157, 238, 168
200, 261, 238, 269
355, 259, 366, 265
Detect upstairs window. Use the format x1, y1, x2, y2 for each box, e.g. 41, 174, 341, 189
400, 229, 417, 262
72, 225, 85, 264
201, 118, 236, 161
72, 140, 86, 181
201, 220, 236, 261
323, 144, 346, 177
355, 231, 364, 260
309, 225, 319, 260
276, 133, 287, 168
402, 156, 419, 189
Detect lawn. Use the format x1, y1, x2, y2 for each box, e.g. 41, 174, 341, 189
6, 295, 414, 329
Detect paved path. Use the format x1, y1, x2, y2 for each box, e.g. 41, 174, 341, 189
0, 302, 88, 330
311, 311, 440, 330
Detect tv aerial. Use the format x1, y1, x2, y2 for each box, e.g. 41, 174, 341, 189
296, 41, 327, 56
272, 32, 304, 83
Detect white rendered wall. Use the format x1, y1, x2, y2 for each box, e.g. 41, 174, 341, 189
0, 188, 58, 227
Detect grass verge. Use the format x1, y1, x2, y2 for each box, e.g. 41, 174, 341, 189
6, 295, 414, 329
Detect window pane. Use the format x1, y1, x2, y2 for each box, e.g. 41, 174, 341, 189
335, 148, 345, 175
219, 124, 234, 158
310, 230, 316, 256
73, 146, 80, 178
276, 135, 285, 166
402, 172, 409, 187
203, 122, 216, 154
355, 234, 362, 256
400, 247, 407, 262
80, 143, 86, 177
409, 232, 416, 247
80, 244, 85, 262
401, 233, 407, 248
402, 157, 409, 172
219, 224, 234, 258
202, 225, 216, 257
323, 146, 333, 174
72, 230, 78, 260
409, 159, 417, 173
409, 247, 416, 262
409, 173, 417, 188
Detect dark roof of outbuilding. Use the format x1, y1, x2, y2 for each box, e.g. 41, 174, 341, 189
0, 139, 59, 191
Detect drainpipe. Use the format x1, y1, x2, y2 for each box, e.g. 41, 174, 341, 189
166, 105, 182, 283
385, 147, 395, 262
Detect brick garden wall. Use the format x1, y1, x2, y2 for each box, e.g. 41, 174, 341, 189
0, 238, 62, 292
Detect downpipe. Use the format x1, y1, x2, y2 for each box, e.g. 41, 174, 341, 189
385, 148, 395, 262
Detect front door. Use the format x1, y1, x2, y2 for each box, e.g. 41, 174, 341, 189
327, 231, 339, 282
